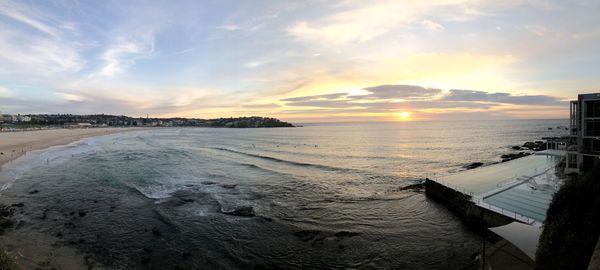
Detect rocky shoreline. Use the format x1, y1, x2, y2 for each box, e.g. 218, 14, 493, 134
462, 140, 553, 171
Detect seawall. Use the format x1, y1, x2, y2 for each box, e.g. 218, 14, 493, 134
424, 179, 513, 229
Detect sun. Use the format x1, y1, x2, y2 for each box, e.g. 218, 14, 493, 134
397, 111, 411, 121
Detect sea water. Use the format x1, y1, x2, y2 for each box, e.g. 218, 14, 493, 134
0, 119, 568, 269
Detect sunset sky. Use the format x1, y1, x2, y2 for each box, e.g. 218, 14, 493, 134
0, 0, 599, 122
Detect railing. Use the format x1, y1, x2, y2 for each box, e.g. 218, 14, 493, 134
471, 197, 538, 225
427, 176, 539, 225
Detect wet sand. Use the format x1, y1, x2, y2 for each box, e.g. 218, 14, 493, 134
0, 128, 144, 169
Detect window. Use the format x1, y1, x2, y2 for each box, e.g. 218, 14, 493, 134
567, 154, 578, 168
585, 100, 600, 118
584, 120, 600, 136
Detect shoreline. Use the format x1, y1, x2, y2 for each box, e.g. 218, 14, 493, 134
0, 127, 146, 170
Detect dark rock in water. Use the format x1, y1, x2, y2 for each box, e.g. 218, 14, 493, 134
143, 247, 153, 253
395, 183, 425, 192
512, 146, 521, 150
10, 203, 24, 207
262, 217, 274, 222
463, 162, 484, 170
180, 198, 195, 203
223, 206, 255, 217
151, 227, 162, 236
56, 232, 63, 238
522, 141, 546, 151
64, 222, 76, 229
523, 141, 535, 149
78, 210, 87, 217
293, 230, 321, 242
182, 252, 191, 259
501, 152, 531, 162
201, 181, 216, 185
28, 189, 39, 194
15, 220, 26, 230
334, 231, 359, 238
0, 205, 14, 234
220, 184, 237, 189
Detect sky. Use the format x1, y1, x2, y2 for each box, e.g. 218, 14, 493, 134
0, 0, 599, 122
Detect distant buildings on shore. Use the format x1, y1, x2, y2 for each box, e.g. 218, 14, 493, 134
565, 93, 600, 174
1, 113, 32, 124
0, 114, 294, 129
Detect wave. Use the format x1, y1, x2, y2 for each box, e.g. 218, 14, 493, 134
0, 136, 109, 192
209, 147, 355, 173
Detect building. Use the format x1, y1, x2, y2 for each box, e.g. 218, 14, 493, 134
565, 93, 600, 174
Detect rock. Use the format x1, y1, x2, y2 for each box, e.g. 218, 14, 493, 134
223, 206, 255, 217
512, 146, 521, 150
501, 152, 531, 162
463, 162, 484, 170
334, 231, 359, 238
10, 203, 24, 207
397, 183, 425, 191
142, 247, 153, 253
78, 210, 87, 217
293, 230, 321, 242
28, 189, 39, 194
220, 184, 237, 189
15, 220, 26, 230
522, 141, 536, 149
151, 227, 162, 236
182, 252, 191, 259
56, 232, 64, 238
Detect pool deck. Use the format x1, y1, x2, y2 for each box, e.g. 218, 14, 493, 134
432, 150, 565, 226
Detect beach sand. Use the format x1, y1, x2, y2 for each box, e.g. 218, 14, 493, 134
0, 128, 143, 169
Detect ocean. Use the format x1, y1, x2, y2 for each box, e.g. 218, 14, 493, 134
0, 119, 568, 269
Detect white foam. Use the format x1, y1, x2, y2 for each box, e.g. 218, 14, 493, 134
0, 132, 130, 192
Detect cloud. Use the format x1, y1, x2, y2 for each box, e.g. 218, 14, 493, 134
362, 85, 441, 99
0, 87, 14, 98
240, 103, 281, 108
0, 1, 60, 37
421, 20, 444, 32
56, 92, 86, 102
280, 84, 565, 117
92, 37, 155, 78
281, 93, 347, 102
287, 1, 489, 45
244, 61, 264, 68
442, 89, 565, 105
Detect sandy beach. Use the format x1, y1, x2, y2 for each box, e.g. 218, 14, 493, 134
0, 128, 143, 169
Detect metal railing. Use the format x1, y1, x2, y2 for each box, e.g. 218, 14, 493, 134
427, 176, 539, 225
472, 197, 537, 225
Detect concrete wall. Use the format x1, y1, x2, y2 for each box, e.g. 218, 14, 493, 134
424, 179, 513, 229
